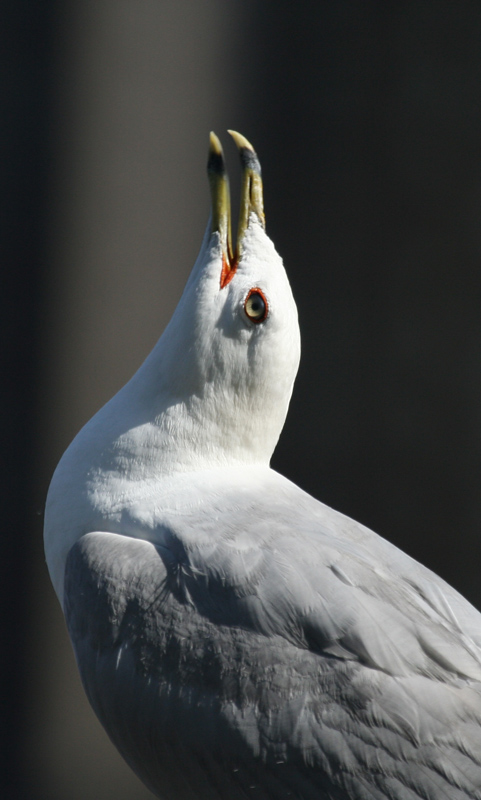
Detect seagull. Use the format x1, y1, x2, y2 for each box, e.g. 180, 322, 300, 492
44, 131, 481, 800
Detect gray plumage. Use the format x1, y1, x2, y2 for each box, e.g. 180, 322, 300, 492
65, 470, 481, 799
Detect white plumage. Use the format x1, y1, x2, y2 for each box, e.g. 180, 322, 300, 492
45, 132, 481, 799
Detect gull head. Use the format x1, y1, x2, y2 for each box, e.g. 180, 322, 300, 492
132, 130, 301, 470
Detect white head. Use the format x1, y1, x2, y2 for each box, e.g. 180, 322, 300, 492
91, 130, 301, 473
44, 131, 301, 598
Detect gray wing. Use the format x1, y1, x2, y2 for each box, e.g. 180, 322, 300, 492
65, 482, 481, 800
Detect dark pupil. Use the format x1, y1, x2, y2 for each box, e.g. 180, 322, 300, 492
250, 296, 263, 313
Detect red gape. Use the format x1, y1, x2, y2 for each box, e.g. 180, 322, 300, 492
219, 252, 237, 289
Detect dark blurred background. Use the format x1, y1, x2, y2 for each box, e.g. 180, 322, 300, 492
3, 1, 481, 798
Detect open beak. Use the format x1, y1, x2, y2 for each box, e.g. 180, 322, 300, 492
208, 131, 265, 289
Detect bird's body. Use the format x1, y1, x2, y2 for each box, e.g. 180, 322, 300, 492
45, 133, 481, 799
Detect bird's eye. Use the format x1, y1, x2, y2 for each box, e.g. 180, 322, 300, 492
244, 288, 268, 323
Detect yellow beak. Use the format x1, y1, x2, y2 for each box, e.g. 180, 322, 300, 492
207, 131, 265, 288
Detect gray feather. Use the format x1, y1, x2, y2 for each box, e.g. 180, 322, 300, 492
65, 476, 481, 800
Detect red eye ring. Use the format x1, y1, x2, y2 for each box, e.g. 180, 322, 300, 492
244, 288, 268, 324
